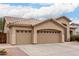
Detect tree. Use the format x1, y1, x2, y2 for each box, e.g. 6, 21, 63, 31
0, 17, 5, 32
0, 17, 5, 43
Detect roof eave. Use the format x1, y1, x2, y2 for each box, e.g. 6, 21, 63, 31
7, 24, 32, 28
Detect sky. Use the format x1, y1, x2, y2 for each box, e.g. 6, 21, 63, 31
0, 3, 79, 22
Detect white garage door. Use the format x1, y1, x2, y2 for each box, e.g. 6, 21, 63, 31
37, 29, 61, 44
16, 30, 32, 44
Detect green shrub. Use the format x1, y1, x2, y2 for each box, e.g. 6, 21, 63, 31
70, 35, 75, 41
75, 35, 79, 41
70, 35, 79, 41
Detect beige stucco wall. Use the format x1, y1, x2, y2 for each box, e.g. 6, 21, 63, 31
7, 29, 11, 44
56, 18, 70, 41
33, 20, 65, 43
4, 17, 11, 33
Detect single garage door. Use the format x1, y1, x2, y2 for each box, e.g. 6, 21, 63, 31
16, 30, 32, 44
37, 29, 61, 44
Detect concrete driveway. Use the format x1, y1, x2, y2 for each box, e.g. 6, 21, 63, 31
0, 42, 79, 56
17, 42, 79, 56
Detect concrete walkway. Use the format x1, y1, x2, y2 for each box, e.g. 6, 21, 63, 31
0, 47, 28, 56
6, 47, 28, 56
0, 44, 28, 56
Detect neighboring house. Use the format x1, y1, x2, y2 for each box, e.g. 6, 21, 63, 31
2, 16, 75, 45
70, 23, 79, 35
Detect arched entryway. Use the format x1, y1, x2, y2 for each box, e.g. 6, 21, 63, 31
37, 29, 61, 44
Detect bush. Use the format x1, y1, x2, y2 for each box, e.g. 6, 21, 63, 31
70, 35, 79, 41
0, 49, 7, 55
70, 35, 75, 41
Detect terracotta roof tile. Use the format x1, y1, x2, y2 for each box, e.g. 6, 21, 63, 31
5, 16, 67, 28
5, 16, 44, 26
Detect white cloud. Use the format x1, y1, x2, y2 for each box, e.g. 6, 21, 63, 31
0, 3, 79, 19
70, 17, 79, 24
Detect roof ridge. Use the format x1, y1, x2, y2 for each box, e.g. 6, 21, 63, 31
55, 16, 71, 22
4, 16, 38, 21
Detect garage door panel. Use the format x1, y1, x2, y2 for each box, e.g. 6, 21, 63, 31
16, 30, 32, 44
37, 30, 61, 44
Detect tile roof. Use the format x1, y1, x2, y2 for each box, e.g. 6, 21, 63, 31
12, 19, 44, 25
5, 16, 66, 28
5, 16, 44, 26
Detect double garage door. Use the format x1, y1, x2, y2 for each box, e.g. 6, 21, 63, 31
37, 30, 61, 44
16, 29, 61, 44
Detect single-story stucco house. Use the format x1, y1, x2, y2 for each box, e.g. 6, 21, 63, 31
2, 16, 76, 45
